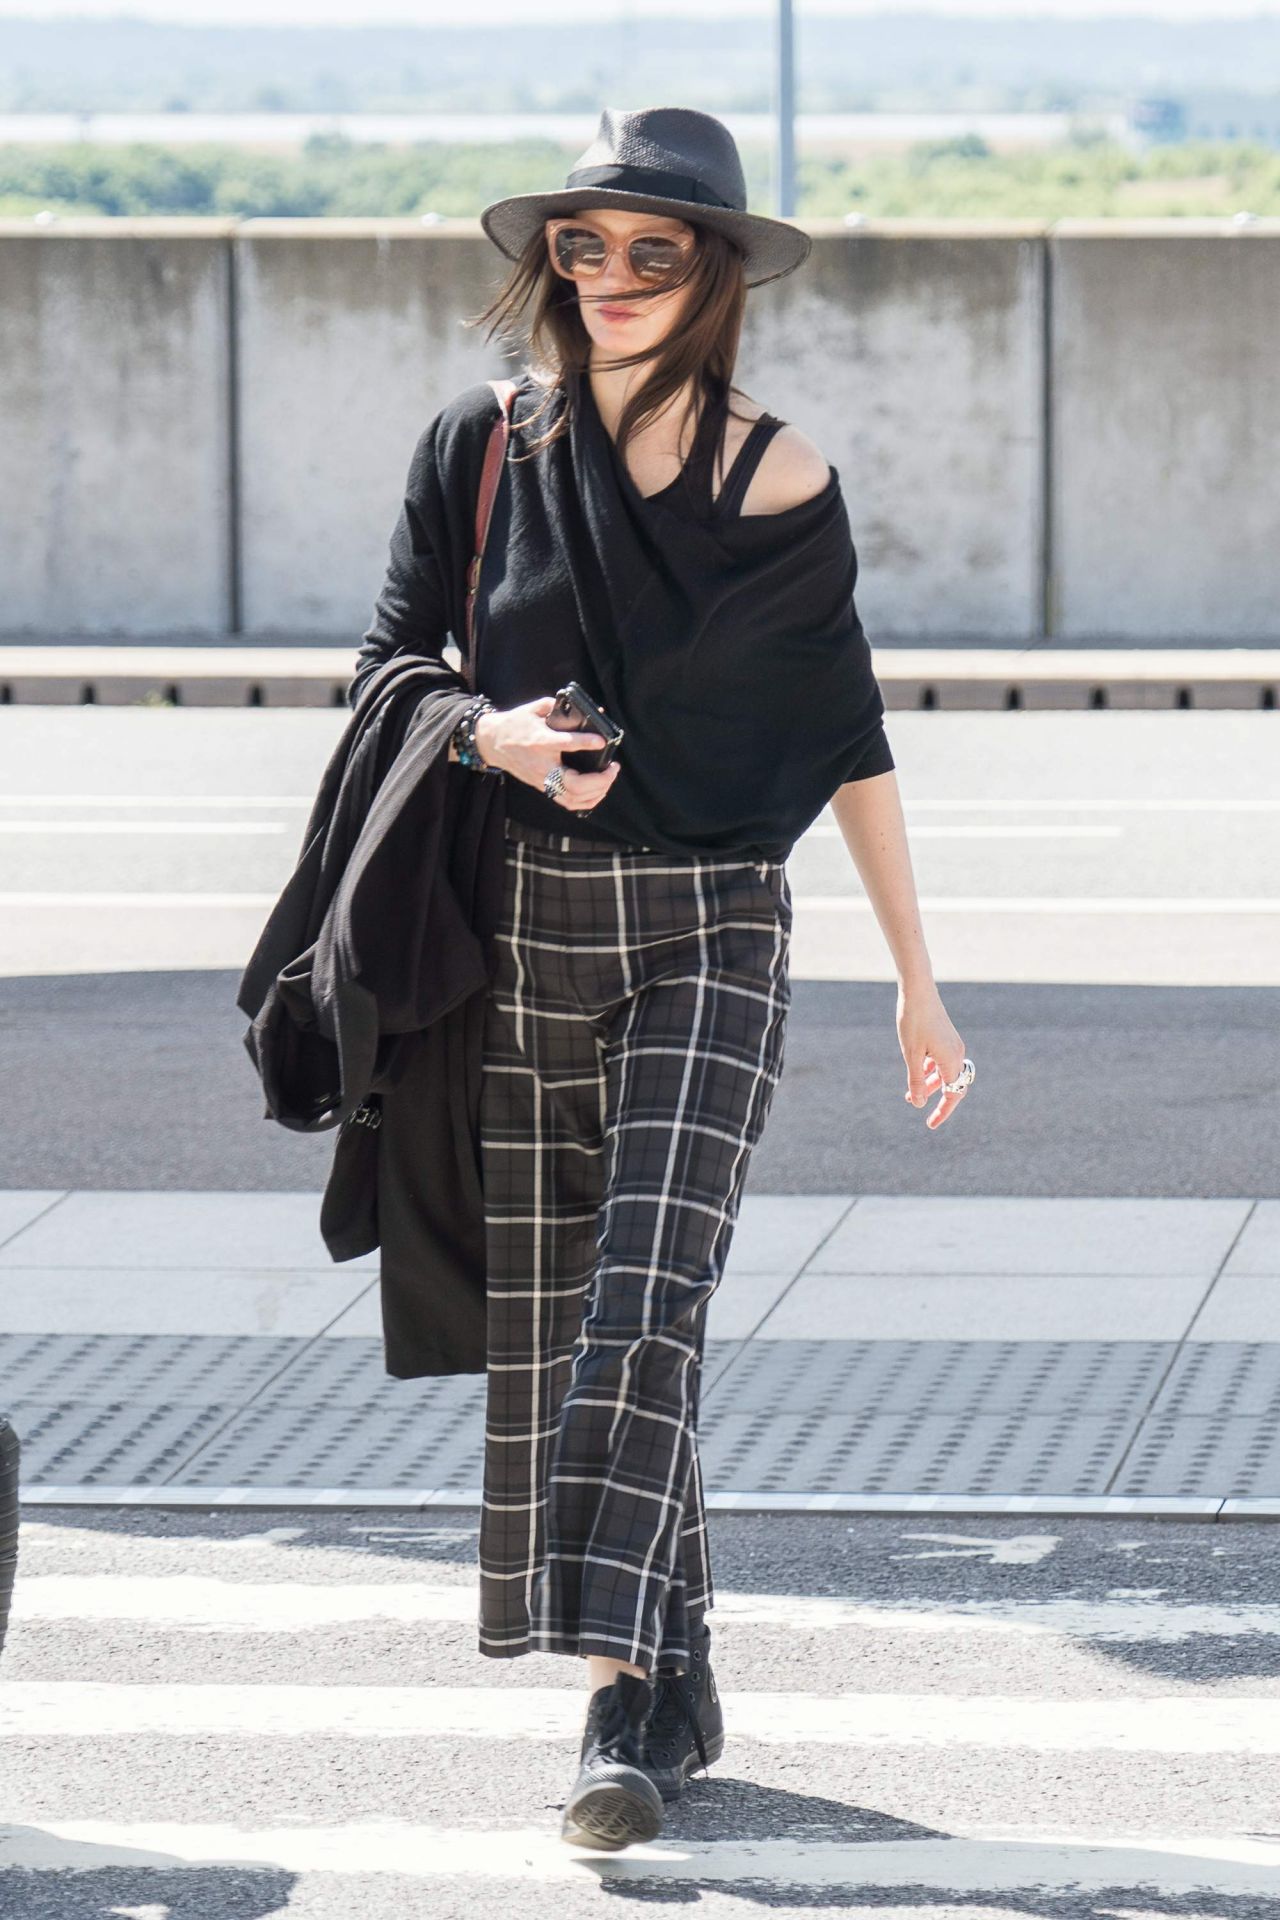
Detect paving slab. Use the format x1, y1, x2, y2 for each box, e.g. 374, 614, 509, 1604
756, 1271, 1211, 1341
698, 1408, 1138, 1498
1112, 1416, 1280, 1499
0, 1268, 375, 1337
1191, 1275, 1280, 1340
0, 1190, 378, 1271
808, 1194, 1251, 1277
1219, 1198, 1280, 1275
719, 1194, 854, 1275
2, 1190, 1278, 1503
0, 1191, 66, 1244
1145, 1341, 1280, 1418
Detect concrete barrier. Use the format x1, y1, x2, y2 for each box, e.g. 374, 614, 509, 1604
1, 643, 1276, 710
234, 220, 508, 638
1, 218, 1278, 647
1051, 219, 1280, 643
0, 218, 236, 637
791, 219, 1045, 643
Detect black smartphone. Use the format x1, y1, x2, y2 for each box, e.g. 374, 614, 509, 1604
546, 681, 624, 773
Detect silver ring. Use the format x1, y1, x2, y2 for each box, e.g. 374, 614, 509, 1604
939, 1056, 975, 1095
543, 766, 566, 802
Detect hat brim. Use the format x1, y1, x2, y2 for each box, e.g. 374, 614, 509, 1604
479, 187, 811, 290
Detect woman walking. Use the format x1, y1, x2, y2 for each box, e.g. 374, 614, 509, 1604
355, 105, 974, 1852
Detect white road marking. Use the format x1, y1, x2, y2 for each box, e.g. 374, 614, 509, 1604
892, 1532, 1060, 1565
0, 1823, 1276, 1892
3, 1684, 1276, 1751
793, 897, 1280, 913
0, 892, 277, 907
821, 800, 1280, 815
0, 821, 285, 834
6, 892, 1280, 914
0, 795, 314, 807
17, 1575, 1280, 1643
896, 826, 1123, 838
3, 794, 1280, 813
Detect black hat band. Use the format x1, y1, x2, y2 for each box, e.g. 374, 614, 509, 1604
563, 162, 740, 213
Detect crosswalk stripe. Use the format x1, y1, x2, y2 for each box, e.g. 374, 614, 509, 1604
1, 1823, 1276, 1891
7, 893, 1280, 913
12, 1575, 1280, 1643
2, 1684, 1274, 1752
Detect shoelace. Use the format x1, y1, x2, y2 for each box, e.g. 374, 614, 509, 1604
644, 1669, 709, 1769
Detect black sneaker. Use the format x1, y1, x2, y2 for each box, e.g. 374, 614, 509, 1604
560, 1670, 665, 1851
638, 1620, 725, 1801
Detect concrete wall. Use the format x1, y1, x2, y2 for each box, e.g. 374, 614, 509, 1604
0, 219, 235, 637
1051, 221, 1280, 642
235, 222, 508, 637
787, 219, 1045, 641
1, 216, 1276, 643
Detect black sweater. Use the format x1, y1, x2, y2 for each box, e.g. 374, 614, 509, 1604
351, 367, 894, 860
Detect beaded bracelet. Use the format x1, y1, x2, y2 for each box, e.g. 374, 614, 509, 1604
451, 694, 504, 777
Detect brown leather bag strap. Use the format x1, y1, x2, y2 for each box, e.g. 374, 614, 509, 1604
463, 376, 521, 692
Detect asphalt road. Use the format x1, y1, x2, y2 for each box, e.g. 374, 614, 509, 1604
1, 703, 1277, 1194
4, 703, 1279, 1913
4, 1508, 1278, 1914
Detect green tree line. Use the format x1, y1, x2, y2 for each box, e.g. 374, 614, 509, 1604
2, 133, 1278, 221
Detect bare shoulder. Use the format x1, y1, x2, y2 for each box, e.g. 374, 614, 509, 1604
740, 419, 833, 516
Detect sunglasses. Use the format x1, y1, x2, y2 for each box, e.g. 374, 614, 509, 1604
546, 220, 696, 288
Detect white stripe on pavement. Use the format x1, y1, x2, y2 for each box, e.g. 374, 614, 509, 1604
0, 892, 277, 907
893, 826, 1124, 838
820, 799, 1280, 816
0, 821, 286, 834
6, 892, 1280, 914
18, 1486, 1240, 1518
13, 1575, 1280, 1644
3, 1684, 1276, 1752
4, 795, 1280, 813
793, 896, 1280, 913
1, 1822, 1276, 1892
0, 795, 314, 807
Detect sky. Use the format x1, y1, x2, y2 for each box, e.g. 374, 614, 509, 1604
3, 0, 1277, 20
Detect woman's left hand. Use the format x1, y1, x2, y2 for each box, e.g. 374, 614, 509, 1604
897, 980, 970, 1130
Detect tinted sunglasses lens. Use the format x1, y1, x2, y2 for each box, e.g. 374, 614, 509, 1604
550, 226, 690, 282
630, 236, 687, 282
552, 227, 606, 276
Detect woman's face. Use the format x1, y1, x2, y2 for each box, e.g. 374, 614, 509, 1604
545, 207, 699, 356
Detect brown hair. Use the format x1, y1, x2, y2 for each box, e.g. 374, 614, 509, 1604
465, 214, 759, 476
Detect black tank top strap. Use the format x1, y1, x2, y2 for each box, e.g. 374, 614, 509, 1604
647, 396, 785, 520
713, 412, 785, 519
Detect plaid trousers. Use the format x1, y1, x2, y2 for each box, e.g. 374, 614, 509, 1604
477, 814, 793, 1675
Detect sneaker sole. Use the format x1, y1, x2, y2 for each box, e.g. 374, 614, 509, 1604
561, 1773, 664, 1851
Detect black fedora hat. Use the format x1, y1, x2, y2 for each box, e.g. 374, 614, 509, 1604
479, 105, 812, 290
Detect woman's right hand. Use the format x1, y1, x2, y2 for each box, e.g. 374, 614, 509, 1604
475, 696, 621, 813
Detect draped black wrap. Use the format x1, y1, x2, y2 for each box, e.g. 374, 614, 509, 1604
351, 366, 893, 862
502, 366, 892, 859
